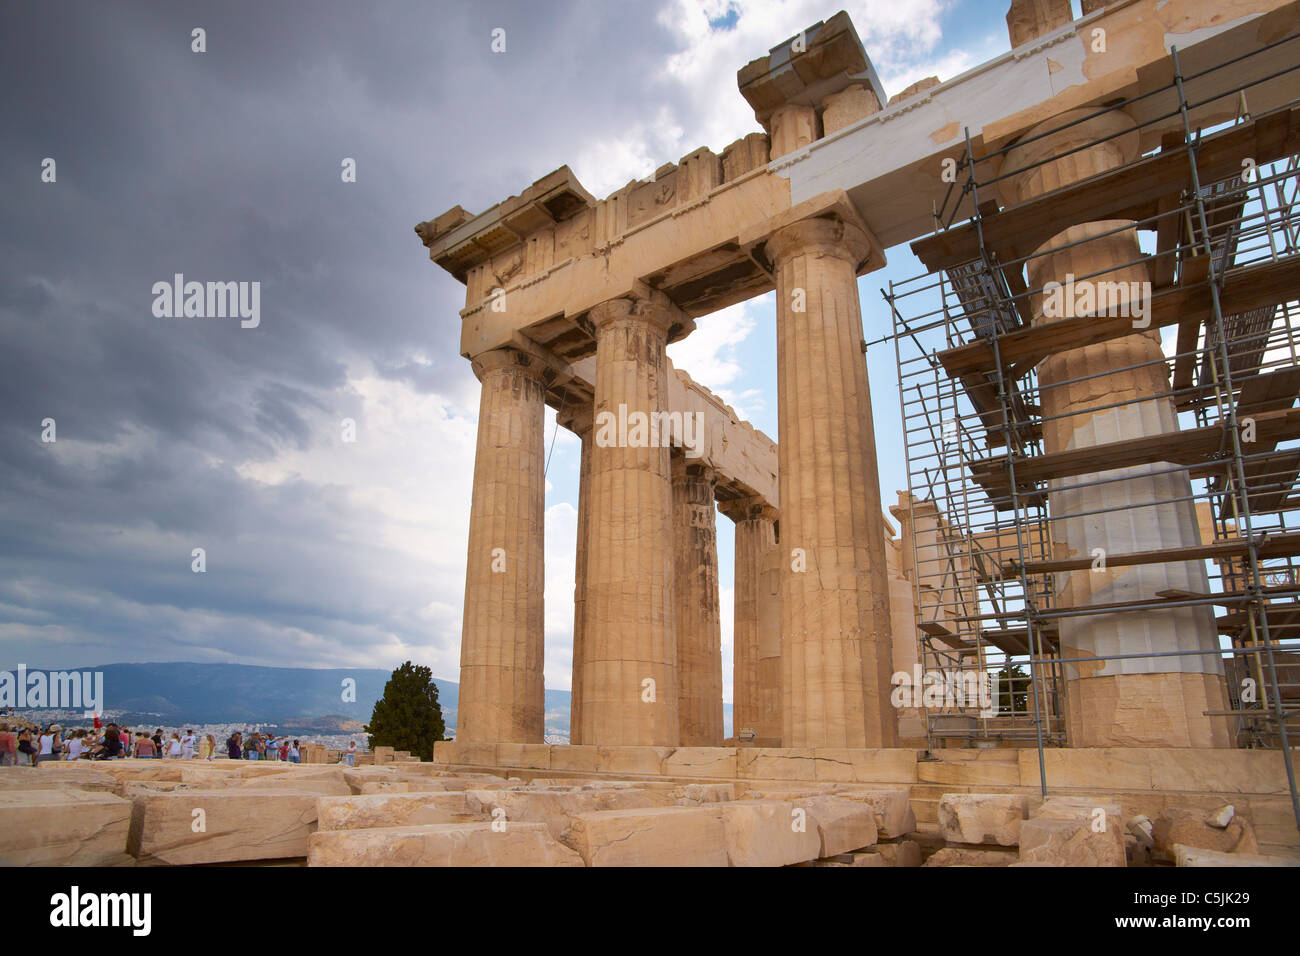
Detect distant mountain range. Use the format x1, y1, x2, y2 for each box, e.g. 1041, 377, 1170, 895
11, 662, 732, 737
14, 662, 469, 733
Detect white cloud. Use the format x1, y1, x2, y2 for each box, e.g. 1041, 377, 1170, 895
543, 501, 579, 691
569, 0, 959, 205
668, 299, 757, 387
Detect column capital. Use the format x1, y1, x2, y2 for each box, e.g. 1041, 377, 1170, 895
470, 346, 547, 384
671, 453, 717, 485
588, 290, 692, 339
719, 494, 778, 524
765, 216, 873, 269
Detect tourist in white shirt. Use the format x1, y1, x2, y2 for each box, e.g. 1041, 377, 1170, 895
181, 730, 195, 759
37, 727, 60, 765
65, 734, 84, 760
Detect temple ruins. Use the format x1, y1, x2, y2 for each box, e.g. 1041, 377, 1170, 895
408, 0, 1300, 863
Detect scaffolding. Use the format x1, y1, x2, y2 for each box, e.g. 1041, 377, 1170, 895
885, 37, 1300, 829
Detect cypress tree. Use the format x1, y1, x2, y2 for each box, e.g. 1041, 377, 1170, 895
365, 661, 446, 760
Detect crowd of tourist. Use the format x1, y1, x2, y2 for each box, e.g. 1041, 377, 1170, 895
0, 721, 316, 765
220, 731, 306, 762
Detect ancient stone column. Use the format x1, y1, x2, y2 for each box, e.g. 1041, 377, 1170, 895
721, 496, 779, 742
579, 297, 679, 746
458, 347, 546, 743
559, 405, 594, 745
999, 109, 1231, 747
672, 454, 724, 746
767, 217, 898, 749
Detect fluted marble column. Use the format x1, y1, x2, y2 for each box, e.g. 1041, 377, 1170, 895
559, 405, 594, 745
672, 454, 723, 746
999, 109, 1230, 748
580, 297, 679, 746
721, 496, 779, 741
768, 217, 898, 749
458, 347, 546, 743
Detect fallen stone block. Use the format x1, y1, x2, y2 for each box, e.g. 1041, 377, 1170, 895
127, 789, 320, 864
816, 851, 885, 867
876, 838, 922, 867
236, 771, 351, 796
178, 767, 244, 788
1151, 808, 1259, 861
937, 793, 1029, 847
1126, 814, 1154, 848
0, 789, 132, 865
117, 781, 184, 799
1174, 844, 1300, 867
223, 762, 295, 778
356, 779, 449, 794
1035, 797, 1125, 844
308, 821, 583, 866
465, 788, 670, 842
672, 783, 736, 805
801, 796, 878, 857
91, 761, 187, 783
388, 762, 454, 778
923, 845, 1019, 867
844, 850, 886, 866
720, 800, 821, 867
0, 766, 118, 792
0, 775, 109, 794
341, 768, 445, 793
316, 792, 477, 831
1018, 816, 1126, 867
837, 788, 915, 838
1207, 805, 1235, 828
568, 806, 727, 866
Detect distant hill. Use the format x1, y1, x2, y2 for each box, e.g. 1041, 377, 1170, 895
16, 662, 733, 737
19, 662, 467, 731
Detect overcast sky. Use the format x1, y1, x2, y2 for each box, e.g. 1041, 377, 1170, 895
1, 0, 1022, 699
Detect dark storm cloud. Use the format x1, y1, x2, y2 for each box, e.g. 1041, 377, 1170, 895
0, 0, 684, 670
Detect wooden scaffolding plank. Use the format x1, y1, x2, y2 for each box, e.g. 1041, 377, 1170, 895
1004, 531, 1300, 576
1218, 603, 1300, 635
970, 407, 1300, 498
1035, 584, 1300, 621
980, 626, 1059, 656
1237, 366, 1300, 415
1172, 254, 1213, 394
937, 255, 1300, 380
